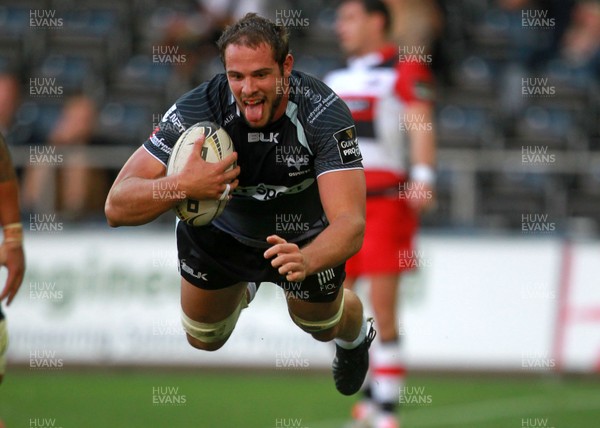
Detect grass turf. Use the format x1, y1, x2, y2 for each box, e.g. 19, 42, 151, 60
1, 369, 599, 427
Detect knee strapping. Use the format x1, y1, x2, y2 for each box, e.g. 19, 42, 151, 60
291, 293, 345, 333
181, 292, 247, 343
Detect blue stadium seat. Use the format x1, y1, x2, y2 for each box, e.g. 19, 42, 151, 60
0, 5, 32, 36
35, 51, 105, 97
97, 95, 162, 146
513, 104, 586, 150
567, 171, 600, 228
13, 100, 63, 145
476, 171, 556, 229
109, 55, 172, 104
436, 99, 501, 149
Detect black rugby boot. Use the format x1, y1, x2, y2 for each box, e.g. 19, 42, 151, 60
332, 317, 376, 396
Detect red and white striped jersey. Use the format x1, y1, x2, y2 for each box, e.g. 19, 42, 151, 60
325, 45, 434, 177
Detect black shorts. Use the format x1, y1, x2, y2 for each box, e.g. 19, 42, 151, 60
176, 223, 344, 303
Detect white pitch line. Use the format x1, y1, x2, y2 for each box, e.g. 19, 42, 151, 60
307, 391, 600, 428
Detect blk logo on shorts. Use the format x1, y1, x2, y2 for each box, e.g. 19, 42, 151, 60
180, 259, 208, 281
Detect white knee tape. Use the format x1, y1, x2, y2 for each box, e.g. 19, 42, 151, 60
291, 293, 345, 333
181, 293, 247, 343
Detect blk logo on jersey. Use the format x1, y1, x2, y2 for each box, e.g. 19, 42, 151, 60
334, 126, 362, 164
248, 132, 280, 144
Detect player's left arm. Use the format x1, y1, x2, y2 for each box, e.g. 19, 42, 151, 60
265, 169, 365, 282
406, 99, 436, 213
396, 61, 437, 213
0, 133, 25, 305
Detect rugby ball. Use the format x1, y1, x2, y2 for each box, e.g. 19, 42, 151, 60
166, 121, 235, 226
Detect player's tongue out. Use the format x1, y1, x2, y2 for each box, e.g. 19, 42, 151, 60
244, 99, 264, 123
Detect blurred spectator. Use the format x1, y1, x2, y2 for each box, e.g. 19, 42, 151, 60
558, 0, 600, 81
493, 0, 576, 123
154, 0, 271, 97
22, 95, 107, 220
384, 0, 443, 49
496, 0, 574, 68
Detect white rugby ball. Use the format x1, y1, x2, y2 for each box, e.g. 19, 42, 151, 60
166, 121, 235, 226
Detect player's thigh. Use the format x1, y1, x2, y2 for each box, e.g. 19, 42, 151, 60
180, 278, 247, 322
369, 273, 400, 308
369, 274, 400, 323
343, 276, 357, 290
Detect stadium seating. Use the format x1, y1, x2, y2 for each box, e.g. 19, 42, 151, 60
4, 0, 599, 234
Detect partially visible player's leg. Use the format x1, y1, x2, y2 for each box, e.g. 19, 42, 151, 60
0, 307, 7, 384
180, 279, 247, 351
287, 286, 363, 343
286, 275, 376, 396
370, 274, 400, 340
0, 307, 7, 428
369, 274, 405, 426
343, 276, 357, 290
176, 223, 259, 351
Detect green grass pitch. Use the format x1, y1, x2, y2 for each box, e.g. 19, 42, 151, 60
1, 369, 599, 427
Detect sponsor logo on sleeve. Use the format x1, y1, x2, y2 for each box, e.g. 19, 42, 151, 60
334, 126, 362, 164
161, 103, 186, 133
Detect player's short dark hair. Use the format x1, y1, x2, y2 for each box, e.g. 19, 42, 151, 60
217, 13, 290, 68
338, 0, 392, 35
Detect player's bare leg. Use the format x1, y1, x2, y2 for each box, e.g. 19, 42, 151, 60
370, 274, 400, 341
342, 276, 377, 422
343, 274, 404, 427
180, 279, 247, 351
287, 287, 362, 342
343, 276, 357, 290
369, 274, 404, 427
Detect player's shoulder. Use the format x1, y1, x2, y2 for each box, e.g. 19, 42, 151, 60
370, 45, 434, 81
290, 70, 352, 128
176, 73, 230, 106
165, 73, 232, 126
396, 58, 434, 81
394, 59, 435, 103
321, 67, 348, 87
290, 70, 331, 99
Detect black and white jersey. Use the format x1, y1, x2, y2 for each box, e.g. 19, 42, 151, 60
143, 70, 362, 248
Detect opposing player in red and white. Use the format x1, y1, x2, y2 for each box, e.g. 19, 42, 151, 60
325, 1, 436, 426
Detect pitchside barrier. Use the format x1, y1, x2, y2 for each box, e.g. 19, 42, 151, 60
2, 227, 598, 373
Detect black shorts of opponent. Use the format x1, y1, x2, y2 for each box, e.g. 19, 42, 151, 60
177, 223, 345, 303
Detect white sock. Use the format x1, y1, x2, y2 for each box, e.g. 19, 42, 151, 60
246, 282, 257, 302
335, 316, 367, 350
371, 340, 405, 406
242, 282, 258, 309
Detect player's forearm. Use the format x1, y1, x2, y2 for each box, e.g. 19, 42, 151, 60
0, 181, 21, 226
408, 103, 436, 169
301, 213, 365, 276
105, 175, 183, 227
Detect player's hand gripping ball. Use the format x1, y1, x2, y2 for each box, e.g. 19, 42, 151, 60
167, 121, 235, 226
